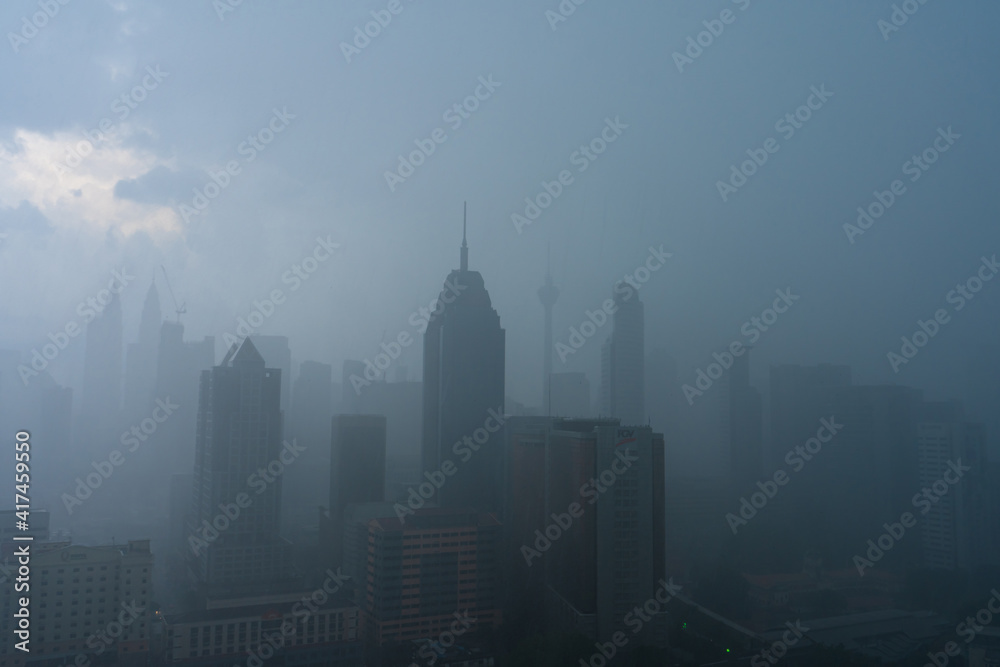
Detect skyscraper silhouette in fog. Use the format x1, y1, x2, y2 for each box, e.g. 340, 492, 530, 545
421, 205, 506, 512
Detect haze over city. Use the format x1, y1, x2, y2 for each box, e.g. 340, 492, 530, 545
1, 1, 999, 666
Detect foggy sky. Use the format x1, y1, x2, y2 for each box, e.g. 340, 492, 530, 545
2, 0, 998, 442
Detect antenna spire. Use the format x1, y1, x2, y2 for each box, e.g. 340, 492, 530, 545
460, 202, 468, 271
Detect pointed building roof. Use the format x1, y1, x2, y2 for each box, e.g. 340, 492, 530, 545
227, 337, 265, 368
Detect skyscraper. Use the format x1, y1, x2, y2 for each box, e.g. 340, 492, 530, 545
285, 360, 334, 531
80, 290, 123, 443
190, 338, 289, 595
916, 401, 988, 570
550, 371, 591, 418
329, 414, 386, 565
249, 334, 292, 418
600, 282, 644, 425
537, 256, 559, 415
124, 280, 162, 418
421, 206, 505, 512
154, 321, 215, 478
505, 418, 667, 645
728, 348, 762, 490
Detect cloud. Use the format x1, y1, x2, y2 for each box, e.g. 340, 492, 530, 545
114, 164, 203, 206
0, 126, 183, 240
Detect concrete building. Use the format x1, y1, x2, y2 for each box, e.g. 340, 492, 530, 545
363, 508, 503, 657
165, 591, 362, 665
0, 540, 153, 667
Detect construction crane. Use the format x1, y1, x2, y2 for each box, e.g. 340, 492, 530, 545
160, 265, 187, 323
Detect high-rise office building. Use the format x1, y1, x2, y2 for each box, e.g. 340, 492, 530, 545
356, 379, 422, 501
79, 290, 124, 449
155, 321, 215, 477
190, 338, 288, 596
329, 414, 386, 565
549, 372, 591, 418
505, 418, 667, 646
124, 280, 162, 419
421, 209, 505, 512
916, 402, 988, 570
285, 361, 334, 531
768, 363, 852, 469
537, 261, 559, 415
728, 348, 762, 490
249, 335, 292, 418
599, 283, 644, 426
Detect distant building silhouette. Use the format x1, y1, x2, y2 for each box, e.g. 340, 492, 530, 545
916, 401, 988, 570
356, 379, 422, 502
79, 290, 123, 447
549, 371, 591, 418
537, 258, 559, 415
155, 321, 215, 477
600, 283, 644, 426
329, 414, 386, 566
249, 334, 292, 420
421, 208, 505, 512
124, 280, 162, 418
285, 360, 334, 532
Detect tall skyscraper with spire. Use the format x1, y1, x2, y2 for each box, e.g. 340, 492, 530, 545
600, 282, 645, 425
537, 251, 559, 415
421, 204, 506, 512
